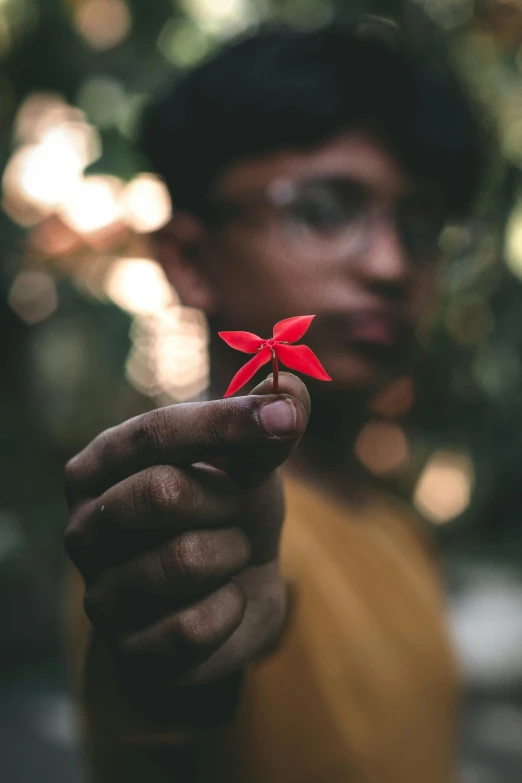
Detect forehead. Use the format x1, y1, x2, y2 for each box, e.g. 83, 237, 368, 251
215, 131, 433, 201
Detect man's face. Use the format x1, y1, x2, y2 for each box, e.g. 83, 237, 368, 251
202, 132, 445, 395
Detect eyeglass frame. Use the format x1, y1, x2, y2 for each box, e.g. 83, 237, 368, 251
204, 173, 449, 268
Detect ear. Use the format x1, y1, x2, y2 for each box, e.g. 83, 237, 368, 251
152, 212, 219, 315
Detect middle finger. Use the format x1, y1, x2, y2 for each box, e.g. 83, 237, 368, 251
66, 462, 240, 577
84, 526, 251, 635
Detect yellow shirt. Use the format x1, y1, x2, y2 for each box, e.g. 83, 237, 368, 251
68, 476, 459, 782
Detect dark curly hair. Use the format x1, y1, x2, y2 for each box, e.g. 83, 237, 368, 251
139, 17, 486, 220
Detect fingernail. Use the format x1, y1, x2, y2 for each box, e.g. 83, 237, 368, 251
260, 400, 297, 436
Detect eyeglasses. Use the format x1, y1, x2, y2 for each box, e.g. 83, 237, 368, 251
209, 176, 447, 267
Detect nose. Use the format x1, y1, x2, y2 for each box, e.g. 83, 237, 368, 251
357, 215, 410, 297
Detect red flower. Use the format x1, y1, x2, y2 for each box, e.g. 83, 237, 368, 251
219, 315, 331, 398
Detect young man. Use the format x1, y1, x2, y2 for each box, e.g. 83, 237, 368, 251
65, 19, 484, 783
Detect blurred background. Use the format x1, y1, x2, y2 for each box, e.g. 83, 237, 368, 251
0, 0, 522, 781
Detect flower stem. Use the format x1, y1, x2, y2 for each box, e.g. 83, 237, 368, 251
272, 351, 279, 394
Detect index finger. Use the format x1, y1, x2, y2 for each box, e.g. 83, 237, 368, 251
65, 374, 311, 504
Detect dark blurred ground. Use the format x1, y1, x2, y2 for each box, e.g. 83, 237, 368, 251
0, 662, 84, 783
450, 564, 522, 783
0, 559, 84, 782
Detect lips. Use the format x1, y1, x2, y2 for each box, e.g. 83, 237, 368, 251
319, 310, 414, 361
349, 313, 398, 346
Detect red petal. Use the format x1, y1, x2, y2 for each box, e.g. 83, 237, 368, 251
274, 344, 331, 381
218, 330, 263, 353
273, 315, 315, 344
223, 346, 272, 397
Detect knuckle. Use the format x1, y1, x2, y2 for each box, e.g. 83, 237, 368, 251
211, 398, 249, 445
143, 465, 173, 517
177, 584, 244, 653
172, 532, 209, 581
143, 465, 192, 520
114, 585, 245, 674
117, 620, 176, 662
133, 408, 169, 458
205, 405, 230, 447
175, 604, 220, 653
204, 398, 250, 450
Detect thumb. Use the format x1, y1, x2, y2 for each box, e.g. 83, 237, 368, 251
225, 373, 311, 564
250, 372, 312, 415
223, 372, 311, 489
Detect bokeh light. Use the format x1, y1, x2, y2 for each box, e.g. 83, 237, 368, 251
355, 421, 409, 476
14, 93, 85, 144
505, 201, 522, 279
412, 0, 474, 29
102, 257, 209, 401
182, 0, 255, 36
29, 216, 80, 257
414, 450, 474, 524
59, 175, 123, 235
126, 306, 209, 403
76, 77, 127, 129
472, 342, 521, 398
4, 138, 79, 214
368, 376, 414, 418
3, 114, 101, 224
450, 574, 522, 686
103, 257, 175, 315
445, 294, 495, 347
8, 270, 58, 325
19, 143, 80, 211
1, 80, 208, 405
157, 18, 210, 67
74, 0, 132, 51
2, 149, 47, 226
122, 174, 172, 233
